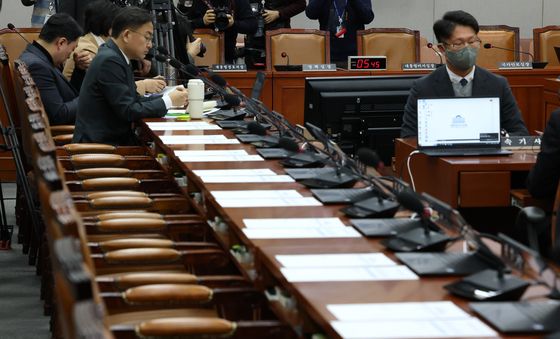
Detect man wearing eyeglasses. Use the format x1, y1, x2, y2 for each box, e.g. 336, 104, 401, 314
401, 10, 528, 138
73, 6, 188, 146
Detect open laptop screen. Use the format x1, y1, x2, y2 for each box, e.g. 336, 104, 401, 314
417, 97, 501, 147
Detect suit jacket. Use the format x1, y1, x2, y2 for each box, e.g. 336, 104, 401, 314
528, 109, 560, 199
400, 66, 529, 138
73, 39, 167, 146
19, 43, 78, 125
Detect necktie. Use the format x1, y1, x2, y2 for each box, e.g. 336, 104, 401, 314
460, 78, 468, 87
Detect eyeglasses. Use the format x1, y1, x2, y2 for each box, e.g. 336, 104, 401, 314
442, 37, 481, 51
129, 30, 153, 44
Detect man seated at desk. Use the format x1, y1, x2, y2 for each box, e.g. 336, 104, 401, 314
73, 6, 188, 146
400, 10, 528, 138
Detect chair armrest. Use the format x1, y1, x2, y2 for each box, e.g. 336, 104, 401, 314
97, 238, 175, 252
50, 125, 75, 135
52, 134, 74, 146
96, 218, 166, 232
75, 167, 132, 179
103, 248, 181, 264
96, 212, 163, 220
89, 196, 152, 210
71, 153, 126, 168
137, 317, 235, 337
87, 191, 147, 200
123, 284, 213, 305
63, 143, 116, 155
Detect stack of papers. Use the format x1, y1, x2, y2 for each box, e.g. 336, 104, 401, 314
160, 134, 240, 145
242, 217, 360, 239
146, 121, 221, 131
176, 150, 264, 162
193, 168, 294, 183
273, 252, 416, 282
211, 190, 322, 208
328, 302, 496, 338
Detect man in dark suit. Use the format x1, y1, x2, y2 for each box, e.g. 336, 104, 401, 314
73, 6, 188, 146
401, 10, 528, 138
19, 13, 84, 125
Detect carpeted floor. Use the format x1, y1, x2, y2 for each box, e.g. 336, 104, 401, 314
0, 183, 50, 339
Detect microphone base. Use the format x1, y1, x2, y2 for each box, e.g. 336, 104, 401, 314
280, 153, 327, 168
381, 227, 451, 252
533, 61, 548, 69
340, 196, 399, 218
206, 109, 246, 121
445, 269, 529, 301
299, 172, 357, 189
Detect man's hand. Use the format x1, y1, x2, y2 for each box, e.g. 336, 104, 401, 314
169, 87, 189, 107
263, 10, 280, 24
203, 9, 216, 25
74, 50, 93, 70
187, 38, 202, 58
143, 77, 166, 93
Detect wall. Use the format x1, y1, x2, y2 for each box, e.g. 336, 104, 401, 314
1, 1, 558, 40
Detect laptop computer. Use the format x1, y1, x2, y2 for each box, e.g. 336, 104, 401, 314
417, 97, 512, 156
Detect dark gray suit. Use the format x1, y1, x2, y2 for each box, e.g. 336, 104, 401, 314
73, 39, 167, 146
19, 43, 78, 125
401, 66, 529, 138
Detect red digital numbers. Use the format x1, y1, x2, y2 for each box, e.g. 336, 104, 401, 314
355, 58, 381, 69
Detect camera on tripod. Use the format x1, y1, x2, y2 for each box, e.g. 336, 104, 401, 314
213, 6, 231, 31
250, 2, 265, 38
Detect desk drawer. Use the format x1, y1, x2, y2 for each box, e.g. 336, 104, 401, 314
459, 171, 510, 207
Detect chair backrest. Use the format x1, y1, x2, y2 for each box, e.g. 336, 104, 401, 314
357, 28, 420, 70
266, 29, 330, 71
534, 25, 560, 67
477, 25, 520, 69
192, 29, 225, 67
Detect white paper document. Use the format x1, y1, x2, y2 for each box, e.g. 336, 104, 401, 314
176, 150, 248, 157
331, 317, 496, 338
327, 301, 471, 321
216, 197, 322, 208
160, 135, 239, 145
179, 155, 264, 162
199, 175, 295, 183
280, 266, 418, 282
243, 218, 346, 229
194, 169, 277, 177
243, 226, 360, 239
211, 190, 303, 200
276, 253, 396, 268
146, 122, 221, 131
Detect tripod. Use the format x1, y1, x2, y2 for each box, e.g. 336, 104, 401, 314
150, 0, 178, 83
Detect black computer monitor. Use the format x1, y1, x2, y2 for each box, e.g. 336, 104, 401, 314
304, 75, 423, 164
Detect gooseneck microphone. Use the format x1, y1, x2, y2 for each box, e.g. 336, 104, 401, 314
483, 43, 535, 61
7, 23, 31, 45
427, 42, 444, 65
281, 51, 290, 65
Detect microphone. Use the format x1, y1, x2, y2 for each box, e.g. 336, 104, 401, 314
7, 23, 31, 45
483, 43, 548, 68
247, 121, 267, 136
278, 137, 301, 153
356, 148, 384, 172
244, 121, 279, 148
157, 46, 170, 56
281, 52, 290, 65
381, 189, 451, 252
427, 42, 444, 66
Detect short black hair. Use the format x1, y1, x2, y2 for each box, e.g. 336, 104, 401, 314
84, 0, 120, 36
39, 13, 83, 43
111, 7, 153, 39
433, 10, 479, 43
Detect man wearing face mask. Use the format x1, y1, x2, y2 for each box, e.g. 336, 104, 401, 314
400, 10, 528, 138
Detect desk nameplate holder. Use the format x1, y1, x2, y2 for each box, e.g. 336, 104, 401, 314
212, 64, 248, 72
302, 64, 337, 72
501, 136, 541, 151
402, 63, 438, 71
498, 62, 532, 70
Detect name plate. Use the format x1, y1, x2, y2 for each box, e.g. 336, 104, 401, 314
302, 64, 337, 71
501, 136, 541, 150
402, 63, 438, 71
211, 64, 248, 72
498, 62, 532, 70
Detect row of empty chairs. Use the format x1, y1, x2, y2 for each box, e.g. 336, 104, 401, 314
9, 53, 293, 338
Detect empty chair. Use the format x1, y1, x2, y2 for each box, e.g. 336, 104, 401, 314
477, 25, 520, 69
357, 28, 420, 70
265, 28, 330, 71
534, 25, 560, 67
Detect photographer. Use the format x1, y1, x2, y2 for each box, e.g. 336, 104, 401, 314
188, 0, 257, 63
244, 0, 305, 67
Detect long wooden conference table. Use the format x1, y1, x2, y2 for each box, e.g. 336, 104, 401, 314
137, 116, 552, 339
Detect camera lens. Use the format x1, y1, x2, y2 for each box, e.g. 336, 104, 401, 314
214, 9, 229, 31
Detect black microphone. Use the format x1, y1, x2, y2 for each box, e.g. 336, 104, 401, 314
244, 121, 279, 148
427, 42, 444, 66
157, 46, 170, 56
247, 121, 267, 136
209, 73, 227, 87
7, 23, 31, 45
483, 43, 547, 68
278, 137, 301, 153
281, 51, 290, 65
381, 189, 451, 252
356, 148, 384, 172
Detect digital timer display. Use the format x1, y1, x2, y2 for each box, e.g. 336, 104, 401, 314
348, 56, 387, 71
